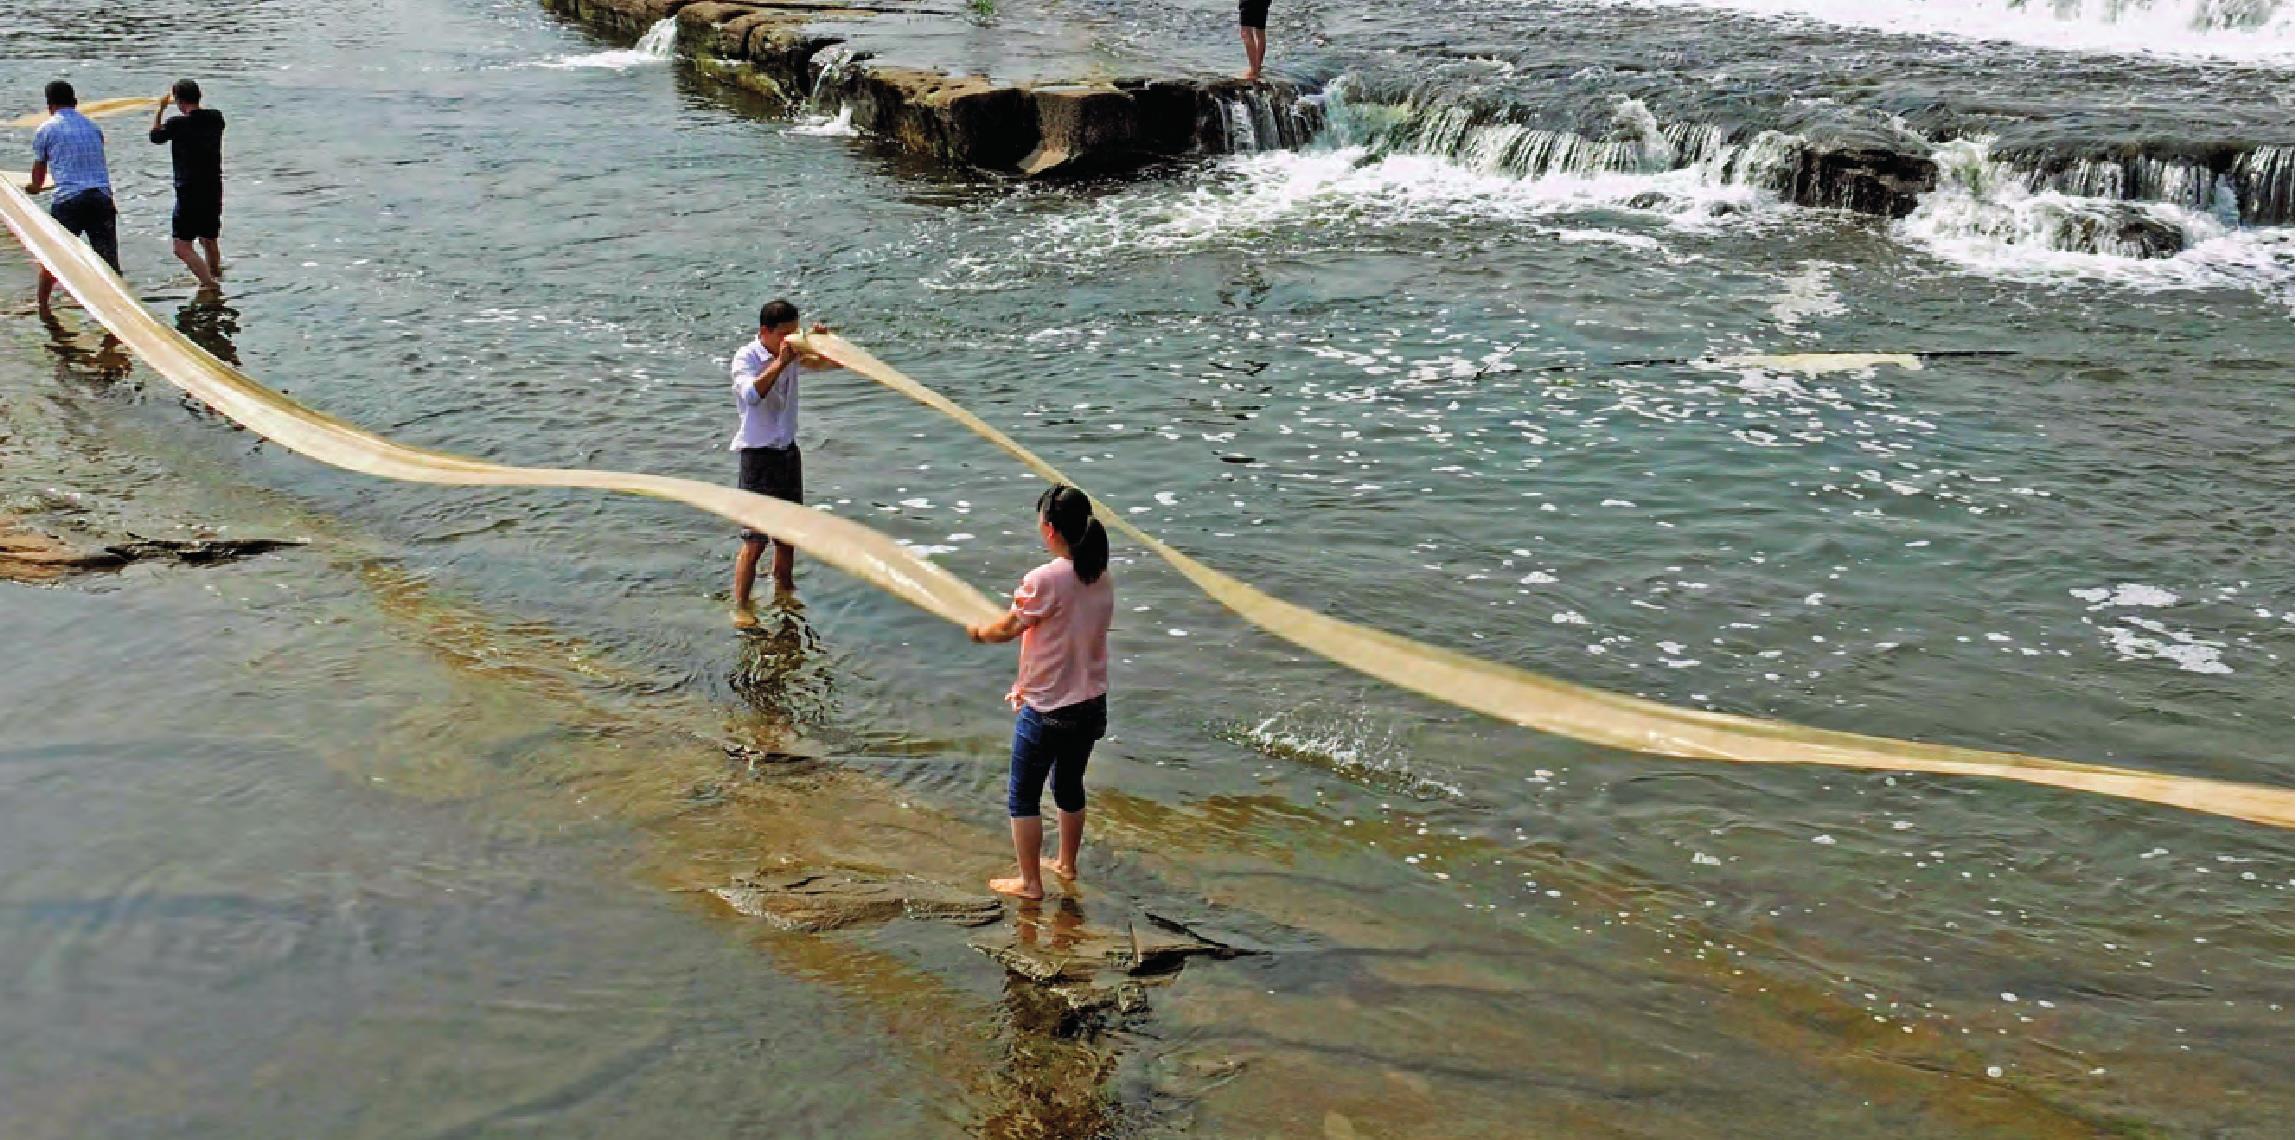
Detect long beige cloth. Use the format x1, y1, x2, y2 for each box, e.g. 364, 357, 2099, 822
1, 172, 2283, 827
0, 178, 1000, 627
6, 97, 164, 129
799, 334, 2293, 829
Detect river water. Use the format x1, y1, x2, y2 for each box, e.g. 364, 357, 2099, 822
1, 0, 2290, 1135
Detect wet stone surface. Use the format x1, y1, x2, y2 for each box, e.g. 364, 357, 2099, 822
0, 514, 301, 582
712, 867, 1007, 930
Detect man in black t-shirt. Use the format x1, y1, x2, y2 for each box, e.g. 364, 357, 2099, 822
149, 78, 225, 293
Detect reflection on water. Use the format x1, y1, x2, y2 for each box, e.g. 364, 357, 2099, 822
727, 595, 833, 753
173, 299, 246, 425
988, 895, 1122, 1140
1010, 894, 1089, 955
175, 298, 241, 366
38, 310, 131, 387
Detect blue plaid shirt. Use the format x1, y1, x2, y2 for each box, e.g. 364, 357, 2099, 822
31, 108, 111, 203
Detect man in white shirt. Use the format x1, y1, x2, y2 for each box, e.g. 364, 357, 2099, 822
729, 298, 838, 625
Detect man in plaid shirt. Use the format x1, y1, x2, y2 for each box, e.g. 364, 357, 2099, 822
25, 80, 119, 314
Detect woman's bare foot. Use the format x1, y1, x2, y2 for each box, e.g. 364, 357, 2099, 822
988, 876, 1044, 900
1044, 860, 1078, 881
729, 603, 759, 630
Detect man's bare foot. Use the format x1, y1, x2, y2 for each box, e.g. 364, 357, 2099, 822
1044, 860, 1078, 881
988, 877, 1044, 900
730, 603, 759, 630
1241, 69, 1261, 81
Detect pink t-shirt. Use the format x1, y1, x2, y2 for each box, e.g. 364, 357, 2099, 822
1007, 557, 1114, 713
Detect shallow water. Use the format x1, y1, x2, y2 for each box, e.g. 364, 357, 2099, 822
2, 0, 2290, 1135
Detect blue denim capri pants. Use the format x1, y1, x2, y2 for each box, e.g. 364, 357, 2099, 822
1006, 695, 1108, 818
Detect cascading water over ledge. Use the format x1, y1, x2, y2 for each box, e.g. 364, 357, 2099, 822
1216, 79, 2293, 265
537, 0, 2289, 275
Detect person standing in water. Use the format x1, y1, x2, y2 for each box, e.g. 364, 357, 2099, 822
969, 486, 1115, 901
1239, 0, 1270, 81
728, 297, 837, 626
24, 80, 120, 314
148, 78, 225, 293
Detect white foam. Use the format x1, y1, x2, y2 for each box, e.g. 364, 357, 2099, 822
534, 17, 678, 69
1898, 139, 2293, 297
787, 106, 858, 137
1768, 261, 1848, 331
1237, 712, 1466, 800
2102, 616, 2234, 674
980, 143, 1774, 264
1562, 0, 2294, 64
2069, 583, 2181, 609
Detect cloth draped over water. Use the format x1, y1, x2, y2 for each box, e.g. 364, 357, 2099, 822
1, 175, 2285, 828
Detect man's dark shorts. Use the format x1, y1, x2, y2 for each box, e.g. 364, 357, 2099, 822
50, 190, 120, 272
172, 187, 222, 242
735, 443, 803, 543
1239, 0, 1269, 29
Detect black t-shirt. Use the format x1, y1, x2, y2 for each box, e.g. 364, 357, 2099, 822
150, 108, 225, 192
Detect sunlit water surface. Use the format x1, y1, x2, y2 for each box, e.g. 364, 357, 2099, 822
0, 0, 2288, 1135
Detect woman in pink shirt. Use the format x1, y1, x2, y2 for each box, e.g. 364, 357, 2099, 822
968, 486, 1115, 901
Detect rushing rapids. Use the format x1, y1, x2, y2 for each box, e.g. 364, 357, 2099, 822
1187, 80, 2293, 264
611, 0, 2294, 271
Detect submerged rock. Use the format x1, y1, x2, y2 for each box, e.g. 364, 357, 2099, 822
713, 868, 1005, 931
0, 517, 302, 583
968, 907, 1255, 1020
2054, 206, 2187, 258
1783, 144, 1937, 219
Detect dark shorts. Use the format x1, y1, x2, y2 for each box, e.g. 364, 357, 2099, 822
1006, 695, 1107, 819
1239, 0, 1269, 29
50, 190, 119, 272
735, 443, 803, 543
172, 187, 222, 242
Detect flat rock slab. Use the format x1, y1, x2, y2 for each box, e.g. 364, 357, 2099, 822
0, 518, 302, 583
713, 868, 1005, 931
968, 908, 1257, 1014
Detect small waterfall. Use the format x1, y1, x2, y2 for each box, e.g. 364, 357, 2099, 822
2028, 156, 2225, 213
1608, 98, 1677, 172
1195, 77, 2284, 266
809, 43, 859, 106
535, 15, 678, 69
1719, 129, 1807, 192
1903, 137, 2198, 258
633, 17, 678, 59
1297, 84, 1790, 191
1210, 86, 1321, 153
790, 44, 862, 136
2230, 146, 2293, 224
2011, 146, 2292, 226
1223, 98, 1260, 152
